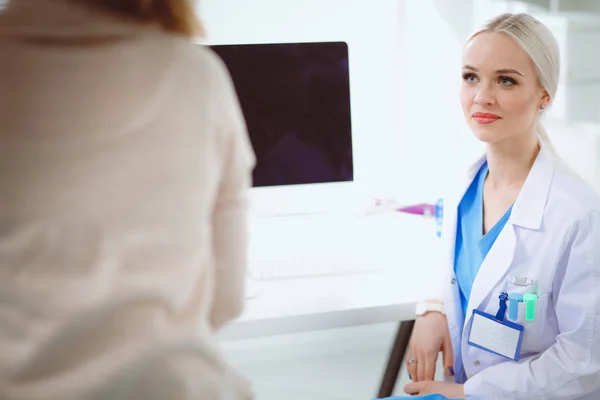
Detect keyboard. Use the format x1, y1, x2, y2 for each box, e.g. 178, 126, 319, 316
247, 213, 402, 281
248, 255, 380, 281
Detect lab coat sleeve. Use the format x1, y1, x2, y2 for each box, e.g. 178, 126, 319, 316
463, 209, 600, 399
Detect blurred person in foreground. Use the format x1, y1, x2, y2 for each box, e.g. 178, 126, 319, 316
0, 0, 255, 399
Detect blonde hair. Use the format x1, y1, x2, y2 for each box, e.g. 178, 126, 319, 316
81, 0, 205, 38
467, 13, 560, 152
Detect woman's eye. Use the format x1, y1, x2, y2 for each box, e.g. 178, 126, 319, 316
499, 77, 516, 86
462, 73, 478, 84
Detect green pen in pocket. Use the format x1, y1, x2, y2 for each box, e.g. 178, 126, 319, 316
523, 293, 539, 321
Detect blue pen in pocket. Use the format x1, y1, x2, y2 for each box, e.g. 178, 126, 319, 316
508, 293, 522, 321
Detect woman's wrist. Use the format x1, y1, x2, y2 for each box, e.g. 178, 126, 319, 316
415, 301, 446, 317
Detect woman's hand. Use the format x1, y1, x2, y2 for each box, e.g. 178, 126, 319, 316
404, 381, 465, 398
405, 308, 454, 381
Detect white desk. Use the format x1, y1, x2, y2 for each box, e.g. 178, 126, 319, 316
218, 213, 447, 341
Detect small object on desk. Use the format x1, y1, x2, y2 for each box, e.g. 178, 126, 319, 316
395, 203, 435, 217
366, 198, 433, 216
365, 198, 444, 237
373, 395, 462, 399
434, 198, 443, 238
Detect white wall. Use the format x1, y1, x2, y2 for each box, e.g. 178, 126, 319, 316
563, 0, 600, 13
550, 0, 600, 13
546, 119, 600, 189
491, 0, 600, 13
400, 0, 482, 200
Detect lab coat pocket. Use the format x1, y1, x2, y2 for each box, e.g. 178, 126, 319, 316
507, 293, 554, 355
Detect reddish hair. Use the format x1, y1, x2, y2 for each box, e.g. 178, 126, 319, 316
84, 0, 205, 38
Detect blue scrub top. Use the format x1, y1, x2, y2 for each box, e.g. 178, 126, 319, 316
454, 162, 513, 316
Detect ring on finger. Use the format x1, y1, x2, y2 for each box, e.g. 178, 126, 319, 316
408, 358, 417, 364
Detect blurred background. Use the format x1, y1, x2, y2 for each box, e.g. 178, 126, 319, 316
3, 1, 598, 399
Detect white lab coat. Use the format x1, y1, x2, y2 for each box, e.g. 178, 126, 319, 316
440, 139, 600, 399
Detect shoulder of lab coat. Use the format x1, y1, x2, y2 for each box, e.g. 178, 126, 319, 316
463, 150, 600, 399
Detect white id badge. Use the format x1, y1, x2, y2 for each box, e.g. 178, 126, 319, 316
467, 309, 524, 361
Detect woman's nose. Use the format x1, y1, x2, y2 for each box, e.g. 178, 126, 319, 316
474, 88, 496, 106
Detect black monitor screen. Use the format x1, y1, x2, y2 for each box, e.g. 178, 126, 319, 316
211, 42, 354, 188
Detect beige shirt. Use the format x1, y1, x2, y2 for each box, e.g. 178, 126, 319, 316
0, 1, 255, 398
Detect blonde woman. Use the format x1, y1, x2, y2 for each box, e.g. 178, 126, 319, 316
0, 0, 254, 399
399, 13, 600, 399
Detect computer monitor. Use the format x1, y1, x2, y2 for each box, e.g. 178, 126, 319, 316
211, 41, 356, 216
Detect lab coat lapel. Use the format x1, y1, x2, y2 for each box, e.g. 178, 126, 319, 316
441, 155, 486, 325
444, 155, 487, 274
464, 141, 555, 324
465, 221, 517, 322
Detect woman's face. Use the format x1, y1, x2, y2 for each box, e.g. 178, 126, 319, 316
460, 31, 549, 144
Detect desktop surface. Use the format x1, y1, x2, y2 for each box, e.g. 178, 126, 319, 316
219, 213, 447, 340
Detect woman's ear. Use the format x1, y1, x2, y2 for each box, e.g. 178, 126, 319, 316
540, 90, 551, 110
